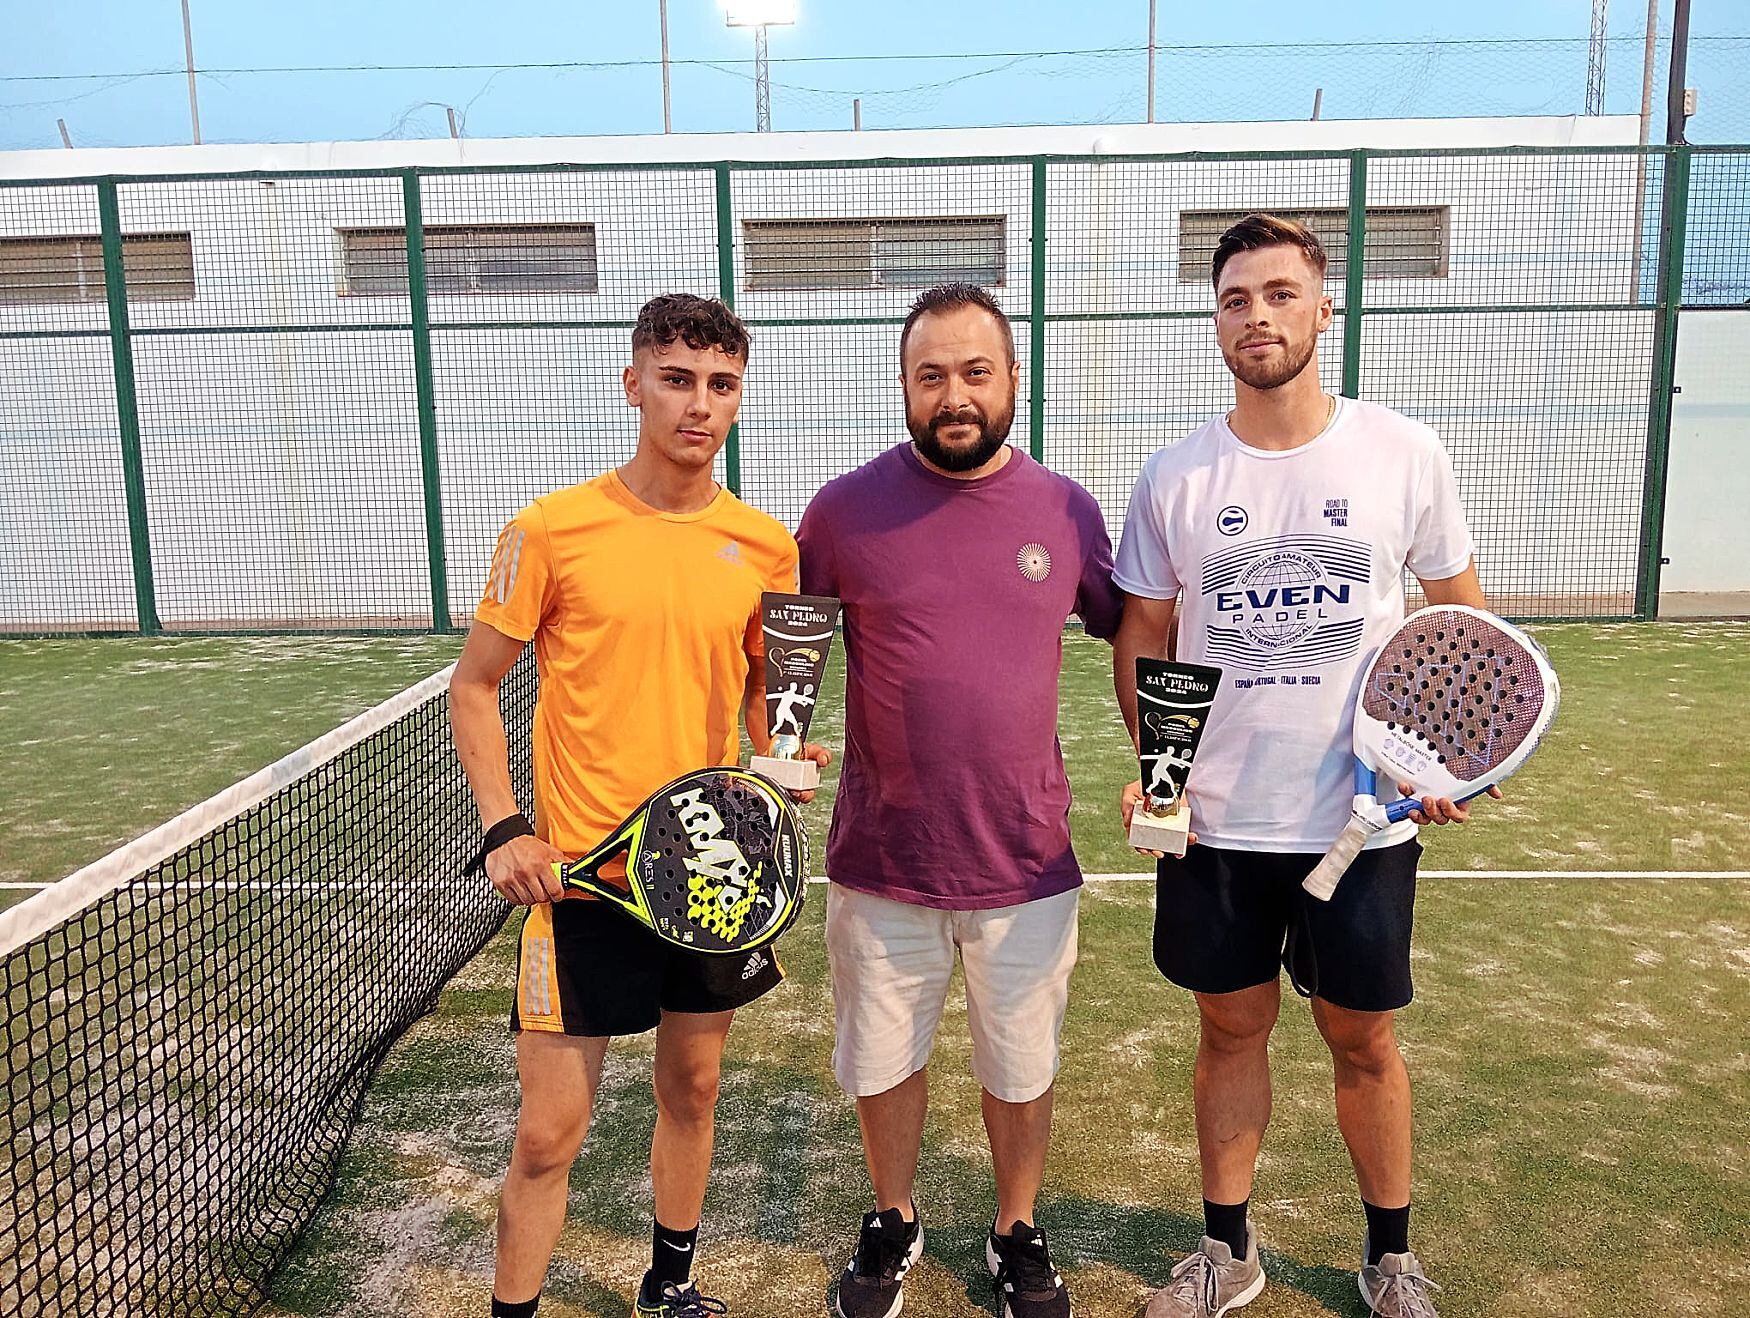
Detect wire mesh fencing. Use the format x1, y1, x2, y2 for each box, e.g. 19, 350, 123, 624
0, 144, 1734, 632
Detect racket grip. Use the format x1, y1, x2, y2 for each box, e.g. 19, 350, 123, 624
1303, 817, 1375, 901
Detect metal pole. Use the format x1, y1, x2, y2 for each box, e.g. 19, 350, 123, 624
98, 181, 161, 634
1146, 0, 1157, 124
1636, 144, 1690, 617
1586, 0, 1609, 115
1340, 151, 1367, 400
1665, 0, 1691, 143
1028, 158, 1048, 463
445, 106, 459, 139
659, 0, 673, 133
1639, 0, 1659, 141
180, 0, 202, 145
714, 164, 742, 494
1630, 0, 1658, 297
1311, 88, 1323, 121
57, 119, 73, 148
853, 98, 861, 130
403, 172, 453, 632
755, 25, 772, 132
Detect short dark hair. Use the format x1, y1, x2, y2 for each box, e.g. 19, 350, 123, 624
1211, 213, 1328, 289
632, 293, 751, 362
899, 282, 1014, 368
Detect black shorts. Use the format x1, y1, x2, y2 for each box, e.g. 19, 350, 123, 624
1153, 839, 1421, 1013
510, 897, 785, 1037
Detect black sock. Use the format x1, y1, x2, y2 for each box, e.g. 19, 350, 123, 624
1203, 1198, 1249, 1259
649, 1219, 699, 1291
1363, 1200, 1410, 1264
490, 1296, 539, 1318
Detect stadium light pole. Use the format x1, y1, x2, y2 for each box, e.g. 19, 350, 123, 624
1586, 0, 1608, 115
724, 0, 797, 132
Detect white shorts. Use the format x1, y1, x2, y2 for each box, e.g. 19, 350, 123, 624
824, 882, 1079, 1104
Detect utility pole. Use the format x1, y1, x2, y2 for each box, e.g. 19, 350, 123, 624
1586, 0, 1609, 115
853, 98, 861, 130
1146, 0, 1157, 123
1630, 0, 1660, 295
180, 0, 202, 144
659, 0, 673, 133
58, 118, 74, 148
1666, 0, 1692, 143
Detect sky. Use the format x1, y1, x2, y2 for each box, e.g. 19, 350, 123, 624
0, 1, 1745, 151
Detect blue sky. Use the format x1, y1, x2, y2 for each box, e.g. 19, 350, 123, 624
0, 1, 1744, 150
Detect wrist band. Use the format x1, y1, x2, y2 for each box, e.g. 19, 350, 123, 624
466, 812, 535, 875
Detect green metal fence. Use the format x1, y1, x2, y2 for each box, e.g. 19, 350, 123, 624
0, 144, 1743, 635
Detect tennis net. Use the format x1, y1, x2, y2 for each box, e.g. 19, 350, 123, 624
0, 651, 535, 1317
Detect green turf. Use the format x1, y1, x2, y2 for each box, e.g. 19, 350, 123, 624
0, 635, 462, 907
4, 626, 1747, 1316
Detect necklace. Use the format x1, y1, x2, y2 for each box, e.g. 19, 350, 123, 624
1227, 393, 1338, 441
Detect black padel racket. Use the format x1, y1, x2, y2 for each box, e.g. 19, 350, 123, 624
553, 767, 808, 954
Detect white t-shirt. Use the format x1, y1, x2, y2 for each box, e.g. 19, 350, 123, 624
1114, 397, 1475, 853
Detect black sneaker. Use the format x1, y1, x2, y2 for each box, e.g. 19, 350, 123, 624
833, 1206, 924, 1318
634, 1276, 727, 1318
986, 1222, 1071, 1318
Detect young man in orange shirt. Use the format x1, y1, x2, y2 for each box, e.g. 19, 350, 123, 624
450, 294, 824, 1318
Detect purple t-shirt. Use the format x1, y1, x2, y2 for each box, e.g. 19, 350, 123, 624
797, 443, 1123, 910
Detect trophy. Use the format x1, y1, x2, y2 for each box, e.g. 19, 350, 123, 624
749, 592, 841, 791
1129, 658, 1223, 857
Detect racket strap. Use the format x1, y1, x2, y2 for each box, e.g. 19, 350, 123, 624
466, 812, 535, 875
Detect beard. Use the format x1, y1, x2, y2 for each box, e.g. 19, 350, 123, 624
906, 395, 1016, 473
1222, 332, 1318, 391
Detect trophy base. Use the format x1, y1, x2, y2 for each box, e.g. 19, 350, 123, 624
751, 755, 819, 791
1129, 802, 1191, 857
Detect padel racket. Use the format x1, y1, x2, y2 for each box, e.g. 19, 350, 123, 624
1302, 605, 1559, 901
552, 767, 808, 954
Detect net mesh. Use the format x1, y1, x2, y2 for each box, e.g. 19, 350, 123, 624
0, 651, 534, 1317
0, 146, 1737, 631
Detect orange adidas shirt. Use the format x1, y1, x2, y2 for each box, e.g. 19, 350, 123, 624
475, 470, 798, 861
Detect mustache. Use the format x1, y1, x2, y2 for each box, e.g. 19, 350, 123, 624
928, 407, 986, 433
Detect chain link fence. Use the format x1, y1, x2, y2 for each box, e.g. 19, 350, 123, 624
0, 144, 1741, 633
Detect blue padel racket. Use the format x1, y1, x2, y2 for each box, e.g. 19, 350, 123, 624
1302, 605, 1560, 901
553, 767, 808, 954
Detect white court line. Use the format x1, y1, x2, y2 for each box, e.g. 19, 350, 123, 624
7, 869, 1747, 898
805, 870, 1750, 885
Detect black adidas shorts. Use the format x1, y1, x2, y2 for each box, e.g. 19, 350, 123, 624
1153, 839, 1421, 1013
511, 896, 785, 1037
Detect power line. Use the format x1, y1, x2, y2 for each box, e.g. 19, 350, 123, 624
4, 35, 1744, 84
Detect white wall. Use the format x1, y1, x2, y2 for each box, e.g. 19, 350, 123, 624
1662, 311, 1750, 595
0, 117, 1658, 628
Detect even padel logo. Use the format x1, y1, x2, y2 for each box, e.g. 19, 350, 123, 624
1217, 506, 1249, 537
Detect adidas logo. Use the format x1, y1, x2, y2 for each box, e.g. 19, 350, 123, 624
717, 541, 741, 563
741, 951, 767, 979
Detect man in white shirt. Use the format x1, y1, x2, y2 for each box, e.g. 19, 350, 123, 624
1113, 214, 1496, 1318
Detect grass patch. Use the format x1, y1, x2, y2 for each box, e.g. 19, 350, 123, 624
5, 625, 1747, 1316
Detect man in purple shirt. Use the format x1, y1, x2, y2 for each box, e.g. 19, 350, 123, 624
798, 284, 1123, 1318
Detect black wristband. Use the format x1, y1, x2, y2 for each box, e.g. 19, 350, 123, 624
467, 812, 535, 875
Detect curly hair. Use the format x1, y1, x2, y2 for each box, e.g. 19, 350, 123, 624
632, 293, 751, 362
